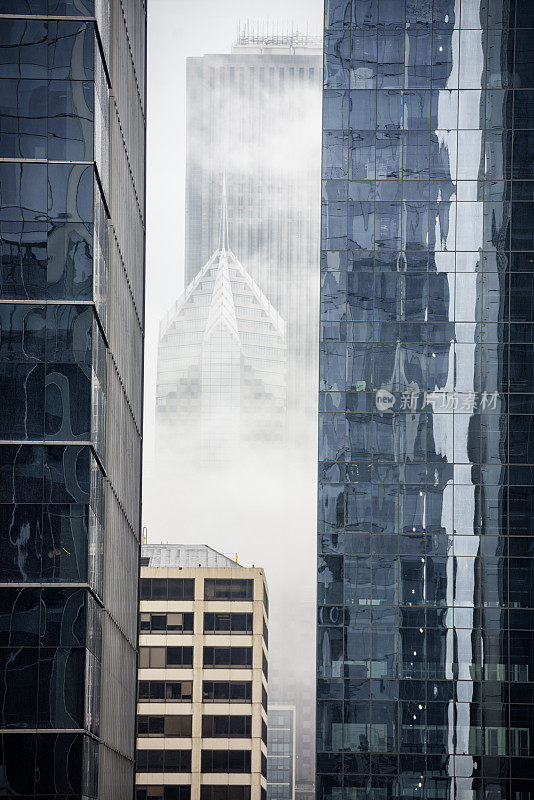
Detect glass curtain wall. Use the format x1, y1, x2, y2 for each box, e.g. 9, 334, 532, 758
318, 0, 534, 798
0, 0, 145, 796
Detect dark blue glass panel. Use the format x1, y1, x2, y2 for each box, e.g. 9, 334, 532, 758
41, 504, 89, 582
48, 0, 95, 13
0, 588, 40, 646
0, 304, 45, 362
0, 163, 47, 222
0, 445, 43, 503
40, 587, 86, 646
37, 647, 85, 727
0, 20, 47, 79
378, 0, 404, 28
34, 733, 83, 794
323, 90, 350, 130
377, 32, 404, 89
350, 30, 377, 89
350, 90, 377, 130
43, 446, 89, 504
406, 0, 432, 28
352, 1, 377, 28
0, 222, 48, 300
0, 363, 45, 439
48, 80, 94, 161
48, 21, 94, 81
515, 29, 534, 89
47, 164, 94, 223
324, 30, 350, 89
325, 0, 352, 29
47, 221, 93, 300
46, 305, 93, 365
377, 90, 402, 130
323, 131, 349, 180
0, 504, 42, 582
0, 648, 39, 727
0, 79, 47, 159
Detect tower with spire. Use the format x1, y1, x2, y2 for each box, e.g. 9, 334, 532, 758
156, 177, 287, 465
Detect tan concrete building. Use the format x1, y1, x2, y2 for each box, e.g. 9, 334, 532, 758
136, 545, 268, 800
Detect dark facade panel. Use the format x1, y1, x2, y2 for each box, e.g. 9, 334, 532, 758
0, 1, 145, 797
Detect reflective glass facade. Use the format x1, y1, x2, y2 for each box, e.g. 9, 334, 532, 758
318, 1, 534, 797
0, 1, 145, 796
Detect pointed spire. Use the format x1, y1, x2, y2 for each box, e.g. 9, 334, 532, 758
218, 173, 230, 252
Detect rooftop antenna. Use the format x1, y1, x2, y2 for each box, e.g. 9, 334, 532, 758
218, 174, 230, 252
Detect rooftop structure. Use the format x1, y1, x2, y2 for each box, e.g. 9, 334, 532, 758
141, 544, 241, 569
232, 21, 322, 54
157, 189, 287, 464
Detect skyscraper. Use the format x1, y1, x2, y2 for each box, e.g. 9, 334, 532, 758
157, 192, 286, 464
184, 28, 321, 418
0, 2, 145, 795
318, 1, 534, 798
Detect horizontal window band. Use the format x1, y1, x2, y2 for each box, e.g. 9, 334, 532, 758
0, 300, 96, 306
0, 441, 92, 447
0, 582, 104, 607
0, 158, 95, 165
0, 14, 95, 21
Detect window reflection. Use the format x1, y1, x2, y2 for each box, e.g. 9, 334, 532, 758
318, 1, 534, 793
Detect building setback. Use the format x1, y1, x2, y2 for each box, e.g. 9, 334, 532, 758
137, 544, 268, 800
0, 1, 145, 796
318, 1, 534, 798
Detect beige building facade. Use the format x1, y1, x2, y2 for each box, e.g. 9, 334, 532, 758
136, 545, 268, 800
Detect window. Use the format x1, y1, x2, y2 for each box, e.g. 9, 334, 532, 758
262, 653, 268, 679
262, 720, 267, 744
200, 750, 251, 773
138, 715, 192, 737
138, 681, 192, 701
204, 613, 253, 634
139, 647, 165, 669
140, 613, 194, 633
263, 585, 269, 615
167, 647, 193, 667
263, 619, 268, 647
136, 750, 191, 773
202, 681, 252, 702
140, 578, 194, 601
166, 681, 193, 700
139, 647, 193, 668
202, 715, 252, 737
262, 686, 267, 711
200, 789, 250, 800
137, 788, 191, 800
203, 647, 252, 668
204, 579, 253, 601
261, 753, 267, 778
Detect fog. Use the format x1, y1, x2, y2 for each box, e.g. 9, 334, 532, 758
144, 0, 322, 788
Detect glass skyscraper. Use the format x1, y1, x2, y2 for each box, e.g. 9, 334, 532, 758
318, 1, 534, 798
0, 0, 145, 796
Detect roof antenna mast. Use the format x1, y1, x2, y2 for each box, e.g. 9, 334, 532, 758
218, 174, 230, 252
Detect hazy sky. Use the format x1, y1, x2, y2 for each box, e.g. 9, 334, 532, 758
144, 0, 323, 471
